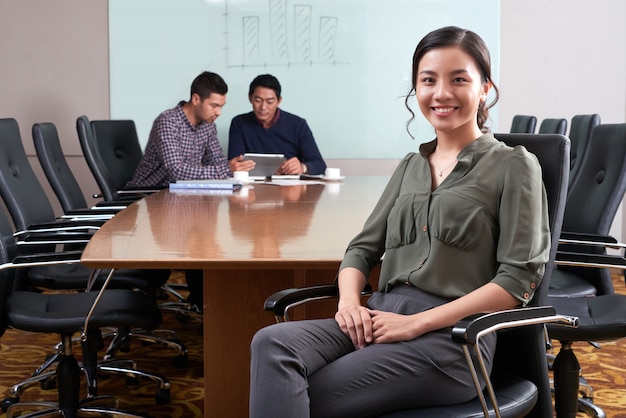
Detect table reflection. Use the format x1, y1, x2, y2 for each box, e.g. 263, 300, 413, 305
228, 184, 324, 258
146, 191, 224, 259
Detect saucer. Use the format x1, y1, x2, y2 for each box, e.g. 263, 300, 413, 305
323, 176, 345, 182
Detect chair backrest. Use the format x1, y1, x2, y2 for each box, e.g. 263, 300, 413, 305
493, 133, 570, 417
557, 123, 625, 297
77, 116, 143, 201
509, 115, 537, 133
538, 118, 567, 135
33, 122, 89, 213
564, 124, 626, 236
0, 199, 19, 337
568, 114, 601, 189
0, 118, 57, 230
91, 119, 144, 192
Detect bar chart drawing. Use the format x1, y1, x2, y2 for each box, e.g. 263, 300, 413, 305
225, 0, 346, 68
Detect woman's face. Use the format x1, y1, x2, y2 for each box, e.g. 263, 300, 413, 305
415, 46, 489, 138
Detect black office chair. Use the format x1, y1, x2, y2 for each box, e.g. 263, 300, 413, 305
567, 114, 601, 190
509, 115, 537, 133
265, 133, 573, 417
0, 207, 163, 417
538, 118, 567, 135
0, 118, 177, 409
77, 116, 160, 202
33, 123, 122, 216
549, 123, 626, 299
544, 123, 626, 417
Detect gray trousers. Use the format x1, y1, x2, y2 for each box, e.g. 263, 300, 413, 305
249, 285, 497, 418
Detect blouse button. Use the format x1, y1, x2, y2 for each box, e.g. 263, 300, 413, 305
523, 292, 530, 299
422, 225, 427, 232
530, 282, 537, 289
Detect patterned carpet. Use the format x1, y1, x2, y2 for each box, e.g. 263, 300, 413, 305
1, 273, 626, 417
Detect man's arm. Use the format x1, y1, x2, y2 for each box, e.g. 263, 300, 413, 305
296, 121, 327, 175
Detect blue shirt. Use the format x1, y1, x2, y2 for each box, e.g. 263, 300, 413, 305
127, 102, 231, 187
227, 109, 327, 175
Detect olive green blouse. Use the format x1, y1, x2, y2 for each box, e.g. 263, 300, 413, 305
339, 134, 550, 306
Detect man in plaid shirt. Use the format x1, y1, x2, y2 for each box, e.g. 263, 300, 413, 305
127, 71, 232, 188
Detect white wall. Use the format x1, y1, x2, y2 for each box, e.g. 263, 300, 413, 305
500, 0, 626, 243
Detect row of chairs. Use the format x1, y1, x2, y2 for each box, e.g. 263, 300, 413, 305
511, 114, 602, 190
0, 117, 188, 417
266, 122, 626, 417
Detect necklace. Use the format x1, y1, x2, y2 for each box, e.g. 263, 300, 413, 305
431, 156, 457, 177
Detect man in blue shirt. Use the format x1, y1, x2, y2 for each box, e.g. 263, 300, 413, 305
228, 74, 327, 175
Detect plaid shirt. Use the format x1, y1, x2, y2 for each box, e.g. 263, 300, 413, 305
127, 102, 231, 187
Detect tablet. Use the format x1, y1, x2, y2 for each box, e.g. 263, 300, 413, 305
243, 153, 285, 178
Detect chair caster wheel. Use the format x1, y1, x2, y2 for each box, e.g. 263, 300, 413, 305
155, 388, 171, 404
1, 397, 19, 412
173, 354, 188, 368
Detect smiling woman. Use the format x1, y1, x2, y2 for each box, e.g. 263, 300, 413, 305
248, 26, 551, 417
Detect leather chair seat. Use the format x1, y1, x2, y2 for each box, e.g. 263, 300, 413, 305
6, 288, 161, 335
548, 294, 626, 342
382, 374, 537, 418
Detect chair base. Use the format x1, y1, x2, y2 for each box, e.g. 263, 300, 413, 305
101, 327, 188, 368
5, 334, 157, 418
3, 358, 171, 411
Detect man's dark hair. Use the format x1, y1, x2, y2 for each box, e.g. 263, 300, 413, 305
248, 74, 281, 98
190, 71, 228, 100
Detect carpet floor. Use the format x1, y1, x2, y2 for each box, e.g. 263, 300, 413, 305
1, 273, 625, 417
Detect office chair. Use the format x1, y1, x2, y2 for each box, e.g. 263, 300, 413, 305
544, 123, 626, 417
33, 123, 123, 216
567, 114, 601, 190
549, 123, 626, 299
538, 118, 567, 135
509, 115, 537, 133
0, 118, 178, 408
0, 208, 163, 418
77, 116, 161, 203
265, 133, 573, 417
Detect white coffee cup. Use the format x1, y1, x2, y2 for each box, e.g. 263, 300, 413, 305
233, 171, 249, 182
325, 168, 341, 179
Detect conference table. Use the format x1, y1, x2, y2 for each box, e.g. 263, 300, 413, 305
81, 175, 390, 417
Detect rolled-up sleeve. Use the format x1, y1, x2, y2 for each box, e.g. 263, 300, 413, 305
491, 146, 550, 305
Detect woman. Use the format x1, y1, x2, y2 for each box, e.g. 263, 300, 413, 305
249, 26, 550, 417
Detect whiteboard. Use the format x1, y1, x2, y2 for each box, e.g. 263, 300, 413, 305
109, 0, 499, 159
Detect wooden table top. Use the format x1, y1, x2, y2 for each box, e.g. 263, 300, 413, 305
81, 176, 391, 270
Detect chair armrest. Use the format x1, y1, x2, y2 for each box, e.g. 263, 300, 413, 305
65, 208, 119, 216
14, 220, 103, 236
119, 185, 165, 194
451, 306, 578, 345
264, 284, 372, 321
17, 231, 93, 244
9, 250, 84, 266
559, 231, 625, 250
556, 251, 626, 269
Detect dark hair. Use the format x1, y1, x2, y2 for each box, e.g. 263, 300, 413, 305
405, 26, 500, 136
190, 71, 228, 100
248, 74, 282, 98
